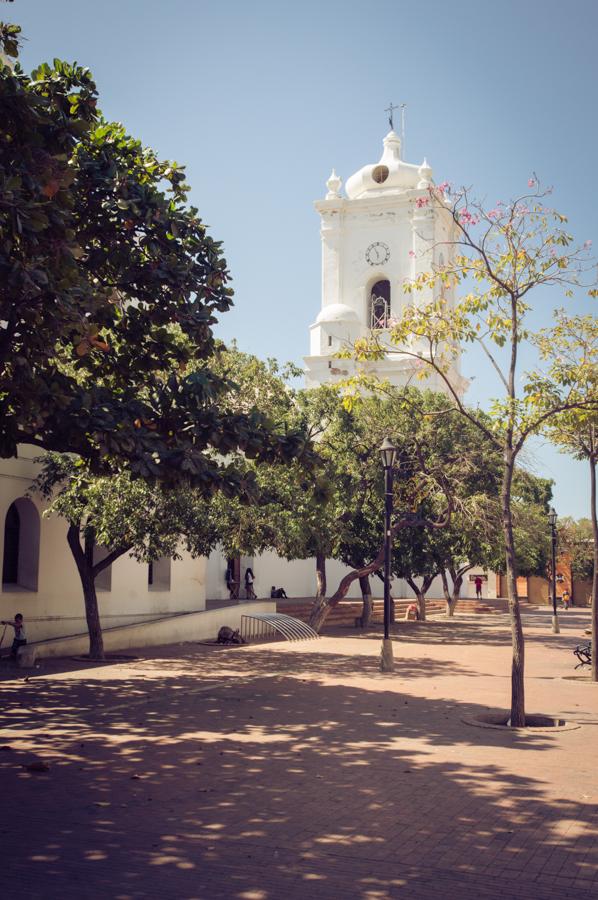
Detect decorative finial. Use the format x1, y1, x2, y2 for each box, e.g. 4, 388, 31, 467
326, 169, 342, 199
417, 158, 433, 189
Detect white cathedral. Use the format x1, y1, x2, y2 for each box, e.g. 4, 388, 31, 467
0, 131, 489, 658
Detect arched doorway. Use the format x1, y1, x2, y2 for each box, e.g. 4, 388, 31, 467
2, 498, 40, 591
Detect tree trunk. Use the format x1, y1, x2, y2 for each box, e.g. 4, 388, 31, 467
589, 448, 598, 682
359, 574, 373, 629
308, 543, 386, 632
405, 575, 434, 622
66, 524, 128, 661
448, 564, 471, 616
67, 524, 105, 660
502, 450, 525, 726
441, 570, 456, 617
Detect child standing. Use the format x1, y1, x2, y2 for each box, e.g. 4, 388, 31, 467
1, 613, 27, 660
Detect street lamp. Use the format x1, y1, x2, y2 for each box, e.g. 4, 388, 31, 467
548, 506, 560, 634
380, 437, 398, 672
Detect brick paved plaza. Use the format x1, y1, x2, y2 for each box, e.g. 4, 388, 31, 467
0, 606, 597, 900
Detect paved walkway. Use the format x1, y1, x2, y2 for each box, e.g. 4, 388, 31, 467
0, 607, 596, 899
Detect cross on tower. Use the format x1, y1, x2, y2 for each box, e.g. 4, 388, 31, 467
385, 102, 399, 131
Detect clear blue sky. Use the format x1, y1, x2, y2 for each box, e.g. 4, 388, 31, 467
10, 0, 598, 519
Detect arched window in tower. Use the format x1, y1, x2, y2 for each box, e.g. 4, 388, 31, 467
2, 498, 40, 591
370, 280, 391, 329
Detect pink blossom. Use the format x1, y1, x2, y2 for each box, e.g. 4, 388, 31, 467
415, 196, 429, 208
459, 209, 480, 226
487, 209, 500, 219
408, 250, 416, 258
528, 178, 535, 188
584, 239, 592, 249
437, 181, 451, 194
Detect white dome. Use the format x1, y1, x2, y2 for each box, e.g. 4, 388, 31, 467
345, 131, 429, 200
316, 303, 360, 324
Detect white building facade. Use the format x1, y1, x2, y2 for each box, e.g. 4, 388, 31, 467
0, 447, 211, 652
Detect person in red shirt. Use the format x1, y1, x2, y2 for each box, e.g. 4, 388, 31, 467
474, 576, 483, 600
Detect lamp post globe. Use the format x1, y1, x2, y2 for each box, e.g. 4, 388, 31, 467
380, 437, 398, 471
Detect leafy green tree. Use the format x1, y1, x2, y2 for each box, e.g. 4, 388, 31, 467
539, 312, 598, 678
306, 388, 497, 630
357, 180, 597, 724
0, 32, 309, 484
203, 362, 342, 605
34, 454, 215, 659
558, 518, 594, 582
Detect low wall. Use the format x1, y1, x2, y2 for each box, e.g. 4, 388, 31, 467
528, 576, 549, 605
31, 600, 276, 659
572, 578, 592, 606
528, 576, 592, 607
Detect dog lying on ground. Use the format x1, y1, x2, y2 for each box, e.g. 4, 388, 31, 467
217, 626, 245, 645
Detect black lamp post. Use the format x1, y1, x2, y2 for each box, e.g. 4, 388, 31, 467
380, 437, 398, 672
548, 507, 560, 634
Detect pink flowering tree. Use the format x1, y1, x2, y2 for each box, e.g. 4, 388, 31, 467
354, 178, 597, 725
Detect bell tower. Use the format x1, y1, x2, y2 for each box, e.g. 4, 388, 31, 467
304, 130, 467, 395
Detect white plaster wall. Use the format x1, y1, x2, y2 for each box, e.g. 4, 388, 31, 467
0, 454, 206, 644
206, 547, 412, 601
33, 599, 276, 659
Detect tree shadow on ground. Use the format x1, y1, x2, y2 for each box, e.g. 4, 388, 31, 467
0, 638, 597, 899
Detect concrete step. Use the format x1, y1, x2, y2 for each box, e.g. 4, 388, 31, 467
276, 596, 504, 626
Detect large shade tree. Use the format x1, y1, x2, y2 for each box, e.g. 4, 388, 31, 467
0, 29, 310, 485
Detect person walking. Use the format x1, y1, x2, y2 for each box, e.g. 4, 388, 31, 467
474, 576, 483, 600
244, 567, 256, 600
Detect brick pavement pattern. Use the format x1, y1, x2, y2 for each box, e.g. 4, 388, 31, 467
0, 606, 597, 899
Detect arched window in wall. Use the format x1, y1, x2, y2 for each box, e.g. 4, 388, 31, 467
2, 498, 40, 591
370, 280, 391, 329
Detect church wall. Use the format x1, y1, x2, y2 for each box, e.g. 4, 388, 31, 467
0, 456, 206, 646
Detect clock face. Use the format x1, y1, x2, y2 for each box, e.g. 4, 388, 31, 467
365, 242, 390, 266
